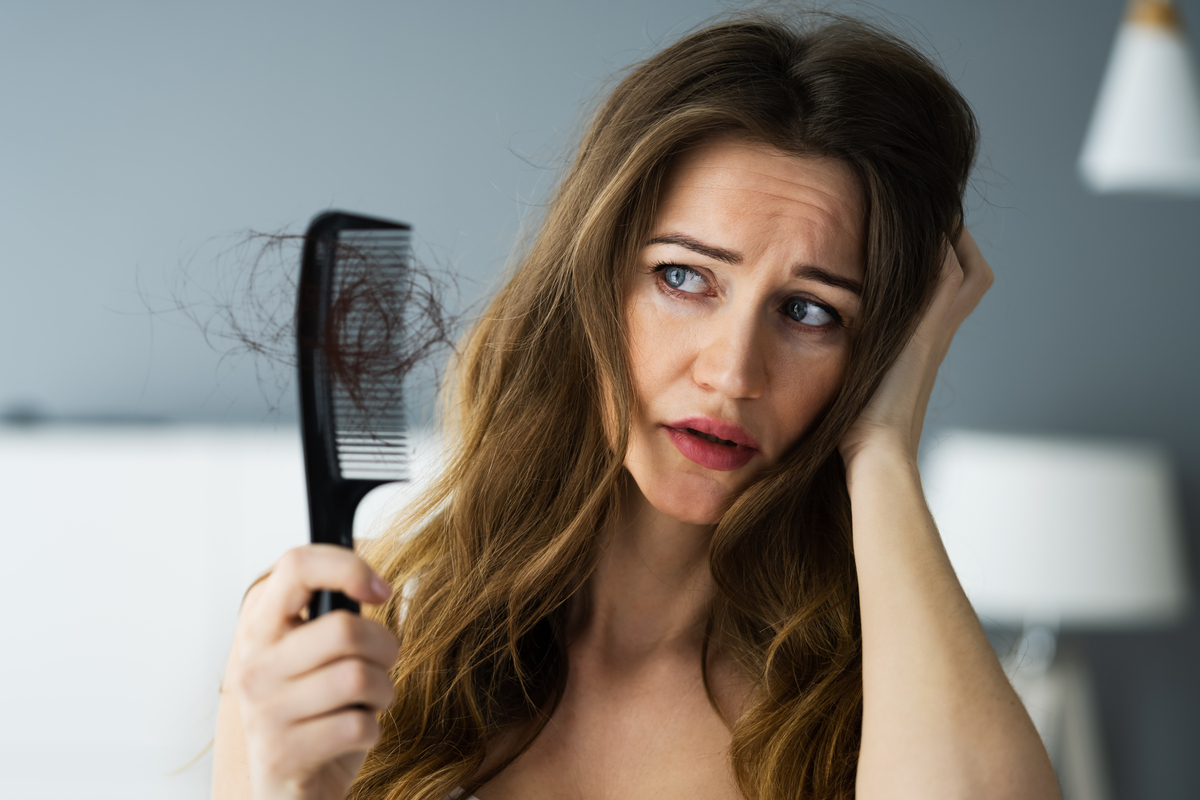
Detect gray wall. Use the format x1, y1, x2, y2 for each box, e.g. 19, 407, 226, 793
2, 2, 1197, 797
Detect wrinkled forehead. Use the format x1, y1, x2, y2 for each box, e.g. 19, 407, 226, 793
664, 136, 862, 211
650, 136, 865, 276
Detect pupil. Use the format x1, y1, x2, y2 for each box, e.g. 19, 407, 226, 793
787, 299, 808, 321
665, 267, 686, 288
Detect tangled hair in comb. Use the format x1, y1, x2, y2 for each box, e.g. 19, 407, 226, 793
164, 229, 460, 421
310, 231, 457, 430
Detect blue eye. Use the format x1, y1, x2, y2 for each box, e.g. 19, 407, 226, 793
658, 265, 708, 294
785, 298, 837, 327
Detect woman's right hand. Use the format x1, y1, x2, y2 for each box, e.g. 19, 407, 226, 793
217, 544, 400, 800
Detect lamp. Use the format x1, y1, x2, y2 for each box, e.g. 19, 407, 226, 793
1079, 0, 1200, 194
923, 430, 1188, 627
922, 430, 1190, 800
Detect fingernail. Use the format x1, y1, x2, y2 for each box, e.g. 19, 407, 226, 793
371, 575, 393, 598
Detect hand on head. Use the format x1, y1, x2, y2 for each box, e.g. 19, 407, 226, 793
839, 228, 993, 468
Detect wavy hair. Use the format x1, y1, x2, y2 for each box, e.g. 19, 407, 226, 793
349, 10, 977, 800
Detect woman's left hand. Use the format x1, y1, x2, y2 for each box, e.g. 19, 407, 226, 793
839, 228, 993, 469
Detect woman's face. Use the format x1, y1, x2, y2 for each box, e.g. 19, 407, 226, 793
622, 137, 864, 525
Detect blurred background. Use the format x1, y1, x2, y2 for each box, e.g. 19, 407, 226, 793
1, 1, 1197, 798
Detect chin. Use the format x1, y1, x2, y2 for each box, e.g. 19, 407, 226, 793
668, 506, 725, 526
634, 472, 739, 526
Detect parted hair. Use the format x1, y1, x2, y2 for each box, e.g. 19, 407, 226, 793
349, 10, 977, 800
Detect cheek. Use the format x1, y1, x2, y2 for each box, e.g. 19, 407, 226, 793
772, 349, 850, 450
613, 289, 674, 453
624, 292, 689, 409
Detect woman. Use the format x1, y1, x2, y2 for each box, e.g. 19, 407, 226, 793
214, 11, 1061, 800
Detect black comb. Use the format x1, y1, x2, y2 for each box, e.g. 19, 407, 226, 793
297, 210, 411, 619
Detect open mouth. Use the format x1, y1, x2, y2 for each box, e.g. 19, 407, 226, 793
663, 422, 757, 471
686, 427, 738, 447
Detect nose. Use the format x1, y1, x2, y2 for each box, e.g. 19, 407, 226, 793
691, 309, 768, 400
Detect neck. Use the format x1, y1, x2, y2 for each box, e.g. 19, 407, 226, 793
573, 474, 717, 665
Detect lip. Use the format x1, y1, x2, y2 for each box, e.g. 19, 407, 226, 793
665, 416, 760, 449
662, 416, 760, 471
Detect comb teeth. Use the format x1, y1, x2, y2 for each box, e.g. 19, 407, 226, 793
329, 228, 411, 482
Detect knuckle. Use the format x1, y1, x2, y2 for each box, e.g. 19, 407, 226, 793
238, 604, 271, 639
341, 661, 372, 695
234, 658, 266, 699
381, 631, 401, 662
275, 547, 306, 578
340, 710, 379, 747
330, 612, 363, 651
241, 577, 271, 614
371, 674, 398, 708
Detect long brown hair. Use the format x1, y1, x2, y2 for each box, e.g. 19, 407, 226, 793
350, 10, 977, 800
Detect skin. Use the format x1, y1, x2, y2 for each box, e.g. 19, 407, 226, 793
621, 139, 864, 526
479, 138, 867, 800
213, 547, 398, 800
212, 138, 1060, 800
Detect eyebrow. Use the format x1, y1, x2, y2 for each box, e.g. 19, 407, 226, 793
646, 233, 741, 265
645, 232, 863, 297
792, 265, 863, 297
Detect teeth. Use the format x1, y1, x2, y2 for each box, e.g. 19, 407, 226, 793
687, 428, 736, 447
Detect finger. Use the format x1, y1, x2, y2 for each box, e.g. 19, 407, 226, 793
269, 657, 397, 724
273, 610, 400, 679
251, 707, 378, 782
951, 228, 993, 316
953, 228, 989, 281
906, 242, 963, 357
900, 243, 965, 438
249, 545, 393, 644
237, 613, 398, 702
923, 234, 992, 358
909, 230, 991, 440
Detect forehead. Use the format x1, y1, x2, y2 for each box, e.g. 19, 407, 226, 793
653, 137, 864, 276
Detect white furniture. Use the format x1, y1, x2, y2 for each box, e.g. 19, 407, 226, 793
923, 429, 1190, 800
923, 430, 1188, 627
0, 424, 438, 799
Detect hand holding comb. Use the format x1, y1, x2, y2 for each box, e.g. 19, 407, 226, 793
296, 211, 411, 620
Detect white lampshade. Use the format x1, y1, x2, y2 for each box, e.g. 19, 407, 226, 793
1079, 0, 1200, 194
922, 430, 1190, 628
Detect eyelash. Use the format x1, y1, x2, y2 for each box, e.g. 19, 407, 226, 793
650, 262, 846, 330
